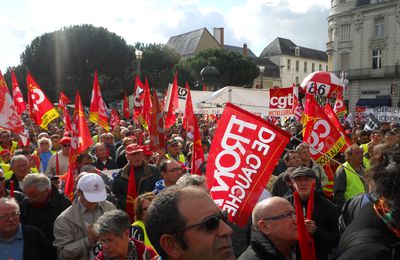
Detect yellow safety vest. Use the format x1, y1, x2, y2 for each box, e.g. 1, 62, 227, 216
166, 153, 186, 164
341, 162, 366, 200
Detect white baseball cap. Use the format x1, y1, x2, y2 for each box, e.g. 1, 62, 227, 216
77, 173, 107, 202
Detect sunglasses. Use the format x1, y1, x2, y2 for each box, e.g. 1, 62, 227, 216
169, 211, 228, 234
263, 210, 296, 221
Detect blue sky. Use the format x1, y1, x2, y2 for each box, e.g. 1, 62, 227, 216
0, 0, 330, 72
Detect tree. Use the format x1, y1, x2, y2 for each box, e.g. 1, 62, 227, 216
19, 24, 134, 104
175, 48, 259, 90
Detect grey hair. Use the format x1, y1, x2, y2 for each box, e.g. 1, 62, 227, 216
95, 210, 131, 236
9, 155, 29, 167
0, 197, 20, 211
176, 174, 206, 187
22, 174, 51, 192
38, 137, 52, 150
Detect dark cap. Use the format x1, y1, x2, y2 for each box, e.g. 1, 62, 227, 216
290, 166, 316, 179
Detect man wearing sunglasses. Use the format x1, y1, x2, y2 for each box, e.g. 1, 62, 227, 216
239, 197, 298, 260
146, 185, 235, 260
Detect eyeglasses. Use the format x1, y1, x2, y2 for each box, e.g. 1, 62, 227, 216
169, 211, 228, 234
263, 210, 296, 221
0, 211, 20, 221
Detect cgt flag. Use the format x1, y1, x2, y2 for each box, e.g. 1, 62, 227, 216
89, 70, 109, 131
206, 103, 290, 227
11, 71, 26, 115
27, 73, 59, 130
303, 94, 346, 166
123, 92, 130, 119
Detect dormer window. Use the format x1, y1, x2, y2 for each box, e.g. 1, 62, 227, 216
295, 46, 300, 56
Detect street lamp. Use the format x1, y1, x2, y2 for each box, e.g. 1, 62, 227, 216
258, 65, 265, 88
135, 50, 143, 75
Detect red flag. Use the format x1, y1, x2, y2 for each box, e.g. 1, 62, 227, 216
58, 92, 70, 111
89, 70, 109, 131
184, 83, 204, 175
202, 83, 207, 91
206, 103, 291, 227
149, 91, 165, 152
63, 110, 72, 132
306, 182, 315, 220
110, 108, 120, 128
142, 78, 153, 128
11, 71, 26, 115
134, 75, 145, 119
27, 73, 60, 130
333, 91, 347, 118
323, 103, 351, 150
303, 94, 347, 166
294, 191, 316, 260
10, 181, 14, 197
165, 72, 178, 129
123, 92, 130, 119
126, 166, 138, 221
64, 92, 94, 201
292, 85, 303, 122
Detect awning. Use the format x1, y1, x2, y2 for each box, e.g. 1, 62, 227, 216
356, 98, 392, 107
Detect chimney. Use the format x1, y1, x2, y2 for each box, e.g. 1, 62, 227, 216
243, 43, 248, 57
213, 27, 224, 47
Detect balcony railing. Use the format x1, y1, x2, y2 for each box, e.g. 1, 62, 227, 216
332, 65, 400, 80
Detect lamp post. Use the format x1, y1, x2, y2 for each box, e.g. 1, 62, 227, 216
135, 49, 143, 75
258, 65, 265, 88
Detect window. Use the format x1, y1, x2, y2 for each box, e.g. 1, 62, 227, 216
340, 24, 350, 41
287, 59, 291, 70
295, 47, 300, 56
319, 64, 322, 71
341, 53, 349, 71
312, 63, 315, 72
375, 17, 384, 37
304, 62, 308, 73
296, 61, 299, 72
372, 49, 382, 69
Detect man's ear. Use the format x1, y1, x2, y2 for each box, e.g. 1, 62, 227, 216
159, 234, 183, 258
258, 220, 272, 237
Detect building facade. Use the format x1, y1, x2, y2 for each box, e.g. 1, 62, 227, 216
260, 37, 329, 88
327, 0, 400, 112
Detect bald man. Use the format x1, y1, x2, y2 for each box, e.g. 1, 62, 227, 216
239, 197, 298, 260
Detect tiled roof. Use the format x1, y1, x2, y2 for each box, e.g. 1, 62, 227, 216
166, 28, 207, 57
259, 37, 328, 62
224, 44, 257, 58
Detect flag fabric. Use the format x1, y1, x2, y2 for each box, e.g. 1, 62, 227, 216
292, 85, 303, 122
165, 72, 178, 129
142, 78, 152, 129
27, 73, 60, 130
58, 92, 70, 111
126, 166, 138, 222
184, 83, 204, 175
364, 113, 380, 131
333, 91, 347, 118
133, 75, 145, 120
294, 191, 317, 260
63, 110, 72, 132
206, 103, 291, 227
89, 71, 109, 131
149, 91, 165, 152
303, 94, 346, 166
123, 92, 130, 119
11, 71, 26, 115
323, 103, 351, 150
110, 109, 120, 128
0, 70, 26, 138
64, 92, 94, 201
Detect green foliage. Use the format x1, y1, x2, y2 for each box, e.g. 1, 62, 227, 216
176, 48, 259, 89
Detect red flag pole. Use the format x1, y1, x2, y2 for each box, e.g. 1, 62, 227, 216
306, 182, 315, 219
10, 181, 14, 197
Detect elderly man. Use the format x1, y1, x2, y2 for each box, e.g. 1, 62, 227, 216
20, 174, 71, 259
0, 130, 18, 154
46, 136, 71, 176
238, 197, 298, 259
165, 139, 187, 164
54, 173, 116, 260
0, 197, 49, 260
153, 159, 185, 194
0, 168, 25, 204
286, 167, 339, 260
93, 142, 118, 171
111, 143, 160, 210
146, 185, 235, 260
94, 210, 157, 260
5, 154, 31, 192
334, 144, 367, 207
296, 143, 327, 187
271, 150, 302, 197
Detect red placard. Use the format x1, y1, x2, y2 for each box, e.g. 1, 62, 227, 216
206, 103, 291, 227
269, 87, 294, 116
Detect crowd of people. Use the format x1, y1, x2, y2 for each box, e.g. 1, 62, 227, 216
1, 115, 400, 260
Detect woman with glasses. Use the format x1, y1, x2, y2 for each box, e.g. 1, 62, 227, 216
36, 137, 55, 173
130, 192, 155, 249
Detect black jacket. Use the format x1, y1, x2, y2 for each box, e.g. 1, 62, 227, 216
20, 185, 71, 259
336, 202, 400, 260
111, 161, 161, 210
238, 228, 294, 260
22, 225, 52, 260
286, 193, 339, 260
93, 157, 118, 171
